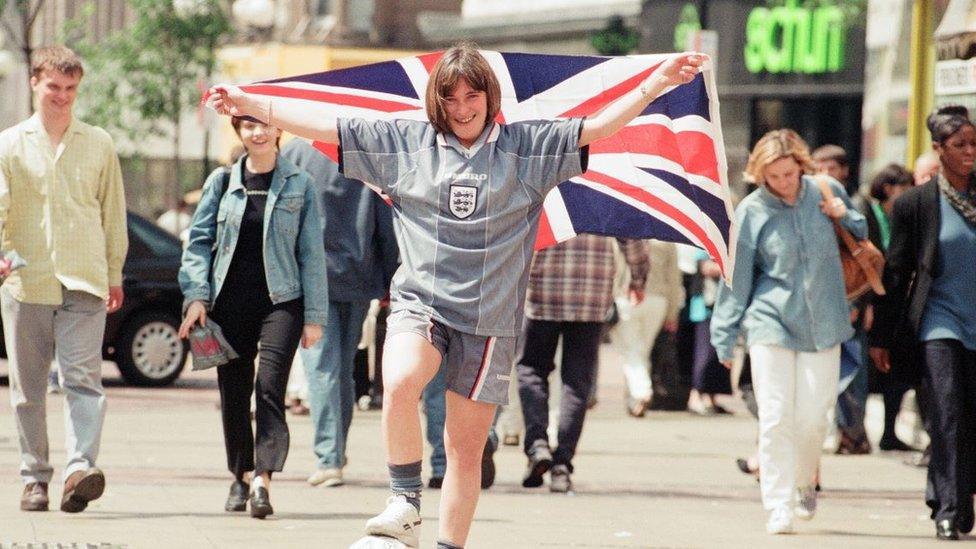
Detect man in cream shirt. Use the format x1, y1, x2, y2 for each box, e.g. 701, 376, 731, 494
0, 45, 127, 513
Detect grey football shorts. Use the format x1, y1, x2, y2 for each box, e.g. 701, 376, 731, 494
385, 308, 515, 405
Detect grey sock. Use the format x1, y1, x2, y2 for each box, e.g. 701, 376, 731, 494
437, 541, 464, 549
389, 460, 422, 511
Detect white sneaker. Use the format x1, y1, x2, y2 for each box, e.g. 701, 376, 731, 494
766, 506, 795, 534
364, 494, 422, 547
308, 467, 343, 487
795, 486, 817, 520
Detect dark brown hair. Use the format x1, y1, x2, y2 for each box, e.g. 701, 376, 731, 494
425, 42, 501, 135
31, 45, 84, 79
869, 163, 913, 201
230, 116, 281, 148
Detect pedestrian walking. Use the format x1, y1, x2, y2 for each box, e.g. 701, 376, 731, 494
179, 117, 328, 519
280, 138, 399, 489
687, 249, 732, 416
518, 235, 648, 492
711, 129, 866, 535
0, 45, 128, 514
869, 105, 976, 541
812, 144, 871, 455
860, 163, 915, 452
609, 240, 683, 418
207, 42, 703, 548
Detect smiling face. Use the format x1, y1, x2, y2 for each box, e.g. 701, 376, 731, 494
443, 78, 488, 148
235, 119, 280, 157
935, 124, 976, 180
763, 156, 803, 202
31, 69, 80, 119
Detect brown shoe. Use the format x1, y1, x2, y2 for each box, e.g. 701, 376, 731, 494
20, 482, 49, 511
60, 468, 105, 513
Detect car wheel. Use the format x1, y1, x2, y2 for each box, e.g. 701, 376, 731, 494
116, 311, 187, 387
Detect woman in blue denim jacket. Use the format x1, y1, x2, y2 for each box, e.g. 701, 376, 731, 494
710, 129, 866, 535
178, 118, 328, 519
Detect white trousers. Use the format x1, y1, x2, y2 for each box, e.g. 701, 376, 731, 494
750, 343, 840, 510
609, 295, 668, 401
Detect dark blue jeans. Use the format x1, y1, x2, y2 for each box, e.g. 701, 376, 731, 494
299, 300, 371, 469
923, 339, 976, 525
516, 319, 603, 472
836, 331, 869, 442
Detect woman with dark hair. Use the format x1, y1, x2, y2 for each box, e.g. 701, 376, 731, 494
860, 164, 916, 452
869, 105, 976, 540
179, 118, 328, 518
207, 43, 704, 548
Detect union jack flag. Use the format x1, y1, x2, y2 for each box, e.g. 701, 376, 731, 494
233, 51, 736, 279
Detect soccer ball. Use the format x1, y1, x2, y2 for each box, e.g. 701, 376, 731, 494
348, 535, 411, 549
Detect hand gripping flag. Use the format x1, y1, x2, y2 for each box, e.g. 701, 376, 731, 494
221, 51, 737, 280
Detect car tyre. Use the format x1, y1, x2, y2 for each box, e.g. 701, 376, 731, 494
116, 311, 187, 387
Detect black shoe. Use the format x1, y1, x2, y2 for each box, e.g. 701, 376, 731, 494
481, 441, 496, 490
936, 519, 959, 540
521, 446, 553, 488
427, 476, 443, 489
879, 437, 917, 452
225, 480, 249, 512
959, 512, 974, 535
549, 464, 573, 493
249, 487, 273, 519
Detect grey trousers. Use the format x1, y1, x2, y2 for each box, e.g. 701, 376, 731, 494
2, 286, 107, 484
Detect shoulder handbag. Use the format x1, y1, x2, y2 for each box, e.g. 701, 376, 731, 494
814, 176, 886, 301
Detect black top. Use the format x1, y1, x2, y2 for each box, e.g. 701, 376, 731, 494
220, 164, 274, 311
868, 179, 941, 384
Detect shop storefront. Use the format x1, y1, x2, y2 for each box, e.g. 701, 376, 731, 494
640, 0, 867, 195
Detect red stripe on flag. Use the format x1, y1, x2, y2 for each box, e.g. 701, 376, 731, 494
312, 141, 339, 163
582, 169, 727, 276
242, 84, 419, 113
534, 211, 558, 250
588, 125, 720, 183
558, 62, 663, 118
418, 51, 444, 74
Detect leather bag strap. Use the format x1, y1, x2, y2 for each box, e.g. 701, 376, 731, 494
814, 176, 886, 295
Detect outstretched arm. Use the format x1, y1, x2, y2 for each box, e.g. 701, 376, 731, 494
207, 85, 340, 143
579, 53, 706, 148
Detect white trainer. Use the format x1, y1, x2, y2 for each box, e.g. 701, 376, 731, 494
766, 506, 795, 535
308, 467, 344, 487
795, 486, 817, 520
364, 494, 422, 548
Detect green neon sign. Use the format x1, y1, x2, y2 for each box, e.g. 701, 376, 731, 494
744, 0, 846, 74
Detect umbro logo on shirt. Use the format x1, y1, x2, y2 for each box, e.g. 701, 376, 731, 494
446, 172, 487, 181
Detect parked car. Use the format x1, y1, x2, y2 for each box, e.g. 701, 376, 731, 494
0, 211, 189, 386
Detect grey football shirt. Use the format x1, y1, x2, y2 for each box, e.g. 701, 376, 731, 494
339, 117, 588, 337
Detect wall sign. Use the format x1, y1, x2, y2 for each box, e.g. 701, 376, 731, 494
744, 0, 846, 74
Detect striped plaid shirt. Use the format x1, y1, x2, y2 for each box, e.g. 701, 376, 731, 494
525, 234, 649, 322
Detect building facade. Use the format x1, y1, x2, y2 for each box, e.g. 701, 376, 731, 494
642, 0, 867, 196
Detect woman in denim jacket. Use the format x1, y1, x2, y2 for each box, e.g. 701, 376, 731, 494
178, 118, 328, 519
710, 129, 866, 535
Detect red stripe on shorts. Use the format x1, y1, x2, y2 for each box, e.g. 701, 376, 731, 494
468, 337, 494, 400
